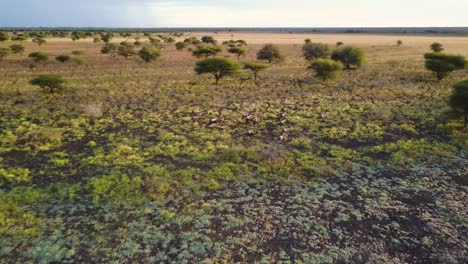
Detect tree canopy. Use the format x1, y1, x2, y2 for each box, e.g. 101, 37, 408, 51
331, 46, 366, 69
195, 57, 240, 85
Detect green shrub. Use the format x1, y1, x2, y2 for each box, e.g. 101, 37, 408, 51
430, 42, 443, 52
194, 57, 240, 85
30, 74, 66, 94
201, 36, 217, 44
175, 41, 187, 51
28, 52, 48, 63
101, 43, 118, 56
87, 174, 143, 205
449, 79, 468, 127
0, 48, 11, 61
138, 45, 160, 63
0, 32, 9, 42
302, 43, 330, 60
228, 46, 246, 61
118, 43, 136, 60
331, 46, 366, 69
192, 44, 221, 59
308, 58, 343, 81
243, 62, 268, 81
9, 44, 25, 54
257, 44, 282, 63
424, 53, 467, 80
55, 54, 71, 63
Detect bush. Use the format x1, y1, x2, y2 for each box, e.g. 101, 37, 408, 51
101, 32, 114, 43
175, 41, 186, 51
28, 52, 48, 63
228, 46, 246, 60
302, 43, 330, 60
430, 42, 443, 52
192, 44, 221, 59
0, 48, 11, 61
0, 32, 9, 42
331, 46, 366, 69
118, 43, 136, 60
101, 43, 118, 56
449, 79, 468, 127
309, 59, 343, 81
201, 36, 217, 44
138, 45, 160, 63
424, 52, 467, 80
9, 44, 25, 54
195, 57, 240, 85
257, 44, 282, 63
32, 37, 46, 46
243, 62, 268, 81
30, 74, 66, 94
55, 54, 71, 63
397, 40, 403, 46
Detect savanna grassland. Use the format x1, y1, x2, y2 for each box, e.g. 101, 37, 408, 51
0, 32, 467, 263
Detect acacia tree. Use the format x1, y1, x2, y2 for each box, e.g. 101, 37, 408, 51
449, 79, 468, 127
302, 42, 330, 60
228, 46, 246, 61
331, 46, 366, 69
430, 42, 444, 52
257, 44, 282, 63
10, 44, 25, 54
308, 59, 343, 81
243, 62, 268, 81
201, 36, 217, 44
192, 44, 221, 59
195, 57, 240, 85
138, 45, 160, 63
30, 74, 66, 94
424, 53, 467, 80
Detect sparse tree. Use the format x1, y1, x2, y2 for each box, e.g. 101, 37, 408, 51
308, 58, 343, 81
424, 52, 467, 80
243, 62, 268, 81
71, 31, 85, 41
302, 42, 330, 60
201, 36, 217, 44
0, 48, 11, 61
28, 52, 48, 63
0, 32, 10, 42
138, 45, 160, 63
192, 44, 222, 59
55, 54, 71, 63
236, 40, 247, 47
449, 79, 468, 127
331, 46, 366, 69
195, 57, 240, 85
30, 74, 66, 94
430, 42, 444, 52
228, 46, 246, 61
10, 44, 25, 54
12, 33, 28, 42
257, 44, 282, 63
93, 37, 101, 43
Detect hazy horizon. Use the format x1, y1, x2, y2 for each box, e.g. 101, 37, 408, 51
2, 0, 467, 28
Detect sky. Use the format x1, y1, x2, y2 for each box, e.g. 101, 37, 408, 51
1, 0, 467, 28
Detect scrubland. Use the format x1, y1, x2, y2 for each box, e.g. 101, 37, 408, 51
0, 33, 467, 263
